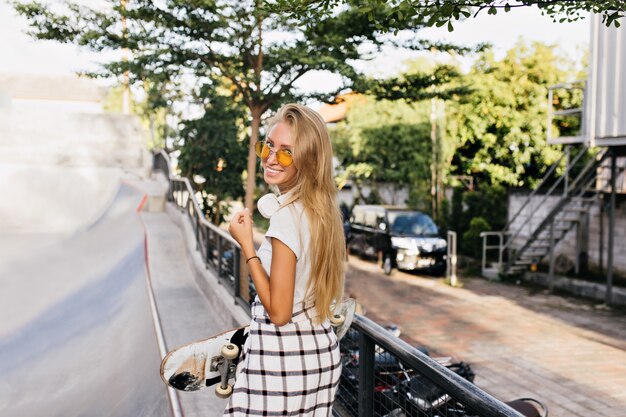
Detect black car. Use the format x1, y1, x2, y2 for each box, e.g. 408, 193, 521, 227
348, 205, 447, 275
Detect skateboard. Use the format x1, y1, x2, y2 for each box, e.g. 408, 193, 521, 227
160, 298, 357, 397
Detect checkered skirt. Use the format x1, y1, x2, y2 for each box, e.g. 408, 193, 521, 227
223, 301, 341, 416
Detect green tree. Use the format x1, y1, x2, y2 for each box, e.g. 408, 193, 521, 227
446, 41, 575, 188
462, 216, 492, 258
176, 87, 248, 225
268, 1, 624, 31
14, 0, 469, 211
331, 96, 433, 210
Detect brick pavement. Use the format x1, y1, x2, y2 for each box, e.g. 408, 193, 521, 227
345, 255, 626, 417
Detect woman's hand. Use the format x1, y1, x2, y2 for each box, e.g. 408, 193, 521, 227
228, 208, 254, 253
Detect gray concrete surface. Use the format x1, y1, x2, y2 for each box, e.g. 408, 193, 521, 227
0, 164, 127, 234
0, 108, 150, 173
142, 211, 231, 416
0, 184, 169, 417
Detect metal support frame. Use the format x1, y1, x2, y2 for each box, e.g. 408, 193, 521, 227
447, 231, 458, 286
480, 231, 505, 279
548, 221, 555, 291
352, 316, 526, 417
606, 149, 616, 305
357, 332, 375, 417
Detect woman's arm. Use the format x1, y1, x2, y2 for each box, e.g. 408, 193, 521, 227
229, 209, 296, 326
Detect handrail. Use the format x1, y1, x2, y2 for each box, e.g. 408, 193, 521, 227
173, 176, 239, 245
152, 151, 250, 309
547, 80, 586, 144
153, 149, 172, 180
502, 152, 566, 232
505, 149, 609, 269
502, 146, 591, 252
352, 315, 525, 417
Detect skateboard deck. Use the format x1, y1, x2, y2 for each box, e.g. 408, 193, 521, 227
160, 326, 249, 393
161, 298, 357, 394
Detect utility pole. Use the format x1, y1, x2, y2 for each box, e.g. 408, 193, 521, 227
430, 98, 438, 219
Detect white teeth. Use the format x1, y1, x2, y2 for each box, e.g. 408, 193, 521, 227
266, 167, 282, 174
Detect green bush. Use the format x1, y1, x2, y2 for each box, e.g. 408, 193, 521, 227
462, 217, 492, 258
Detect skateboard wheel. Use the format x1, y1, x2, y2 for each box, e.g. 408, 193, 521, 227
221, 343, 239, 360
330, 313, 345, 327
215, 383, 233, 398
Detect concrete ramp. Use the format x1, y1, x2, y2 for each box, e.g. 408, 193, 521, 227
0, 183, 171, 417
0, 164, 127, 235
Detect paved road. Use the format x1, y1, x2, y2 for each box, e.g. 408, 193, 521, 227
345, 255, 626, 417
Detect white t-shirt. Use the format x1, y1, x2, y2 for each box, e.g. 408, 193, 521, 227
256, 193, 311, 308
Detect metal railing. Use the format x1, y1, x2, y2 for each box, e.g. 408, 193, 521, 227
479, 231, 506, 279
481, 146, 609, 277
336, 315, 524, 417
546, 80, 586, 145
506, 149, 609, 269
153, 151, 526, 417
502, 146, 591, 254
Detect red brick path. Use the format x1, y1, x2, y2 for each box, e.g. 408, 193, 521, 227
345, 256, 626, 417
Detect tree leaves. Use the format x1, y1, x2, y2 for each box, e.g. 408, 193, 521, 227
266, 0, 625, 32
445, 42, 576, 188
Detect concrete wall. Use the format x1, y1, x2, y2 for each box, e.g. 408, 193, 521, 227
0, 109, 150, 174
508, 193, 626, 274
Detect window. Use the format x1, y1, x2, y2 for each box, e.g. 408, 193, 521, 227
388, 211, 439, 236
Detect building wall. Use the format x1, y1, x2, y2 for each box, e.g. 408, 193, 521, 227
587, 15, 626, 146
338, 182, 410, 208
10, 98, 103, 114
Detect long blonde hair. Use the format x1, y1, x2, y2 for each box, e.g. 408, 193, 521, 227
267, 103, 345, 323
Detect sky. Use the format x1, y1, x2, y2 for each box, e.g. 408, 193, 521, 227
0, 1, 590, 91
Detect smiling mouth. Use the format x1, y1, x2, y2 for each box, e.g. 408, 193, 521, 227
265, 166, 283, 174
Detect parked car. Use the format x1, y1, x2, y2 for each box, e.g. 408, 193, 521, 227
348, 205, 447, 275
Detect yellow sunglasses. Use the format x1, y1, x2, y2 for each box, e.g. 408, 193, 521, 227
255, 141, 294, 167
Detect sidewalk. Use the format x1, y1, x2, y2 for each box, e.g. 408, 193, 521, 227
345, 256, 626, 417
142, 212, 229, 417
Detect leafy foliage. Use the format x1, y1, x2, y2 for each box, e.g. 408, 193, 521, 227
462, 216, 492, 258
176, 89, 248, 224
356, 64, 471, 102
267, 0, 624, 31
445, 42, 574, 188
331, 96, 432, 209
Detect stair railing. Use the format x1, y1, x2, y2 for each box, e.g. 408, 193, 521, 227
501, 147, 593, 256
505, 149, 609, 270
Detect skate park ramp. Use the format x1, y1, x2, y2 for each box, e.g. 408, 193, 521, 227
0, 180, 170, 417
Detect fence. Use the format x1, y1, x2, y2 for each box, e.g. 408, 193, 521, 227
153, 150, 526, 417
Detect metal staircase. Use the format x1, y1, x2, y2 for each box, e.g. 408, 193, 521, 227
481, 147, 611, 278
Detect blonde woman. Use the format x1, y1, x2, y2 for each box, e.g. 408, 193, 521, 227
225, 103, 346, 416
